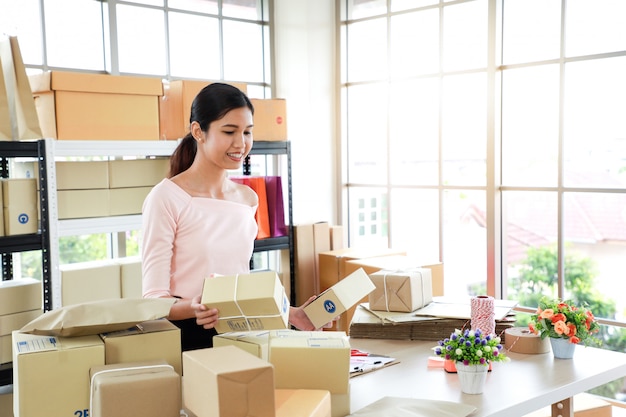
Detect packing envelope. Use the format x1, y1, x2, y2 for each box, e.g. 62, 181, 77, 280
182, 345, 275, 417
368, 268, 433, 313
201, 271, 290, 333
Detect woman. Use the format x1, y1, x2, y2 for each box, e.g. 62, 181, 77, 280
141, 83, 317, 351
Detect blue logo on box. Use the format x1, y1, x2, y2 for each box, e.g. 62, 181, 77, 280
18, 213, 29, 224
323, 300, 336, 314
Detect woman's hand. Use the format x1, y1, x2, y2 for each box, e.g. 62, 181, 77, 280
288, 295, 337, 331
191, 295, 219, 329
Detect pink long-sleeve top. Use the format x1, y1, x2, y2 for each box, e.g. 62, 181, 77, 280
141, 178, 258, 300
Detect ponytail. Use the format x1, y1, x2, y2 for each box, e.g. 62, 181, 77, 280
168, 134, 197, 178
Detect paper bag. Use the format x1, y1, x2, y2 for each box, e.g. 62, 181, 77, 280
0, 36, 42, 140
265, 175, 288, 237
230, 176, 271, 239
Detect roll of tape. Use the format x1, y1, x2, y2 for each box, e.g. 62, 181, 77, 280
504, 327, 551, 354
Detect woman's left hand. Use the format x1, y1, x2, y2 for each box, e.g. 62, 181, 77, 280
191, 295, 219, 329
288, 295, 337, 331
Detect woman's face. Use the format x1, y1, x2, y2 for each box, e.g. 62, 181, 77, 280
199, 106, 254, 170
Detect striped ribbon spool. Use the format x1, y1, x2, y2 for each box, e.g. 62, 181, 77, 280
470, 295, 496, 335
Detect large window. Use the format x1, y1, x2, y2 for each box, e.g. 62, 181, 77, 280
340, 0, 626, 376
1, 0, 271, 271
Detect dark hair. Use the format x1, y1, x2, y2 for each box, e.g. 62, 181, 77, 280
168, 83, 254, 177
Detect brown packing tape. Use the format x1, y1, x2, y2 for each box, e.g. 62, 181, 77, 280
504, 327, 551, 354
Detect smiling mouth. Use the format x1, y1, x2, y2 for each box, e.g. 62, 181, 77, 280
227, 152, 244, 159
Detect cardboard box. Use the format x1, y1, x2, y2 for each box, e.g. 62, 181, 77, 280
368, 268, 433, 312
2, 179, 38, 235
29, 70, 163, 140
108, 158, 169, 188
213, 330, 270, 360
303, 268, 375, 330
0, 385, 13, 417
269, 330, 350, 394
116, 256, 143, 299
275, 389, 332, 417
159, 79, 247, 140
90, 360, 181, 417
0, 278, 42, 316
250, 99, 288, 141
57, 189, 109, 219
100, 318, 182, 376
55, 160, 109, 190
318, 248, 407, 291
344, 255, 444, 297
109, 187, 152, 216
60, 259, 122, 306
201, 271, 290, 333
12, 331, 105, 417
182, 345, 275, 417
0, 309, 42, 364
329, 225, 345, 250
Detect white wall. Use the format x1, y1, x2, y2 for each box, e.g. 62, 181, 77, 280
273, 0, 338, 226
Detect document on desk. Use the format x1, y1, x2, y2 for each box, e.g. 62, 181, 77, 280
350, 354, 398, 377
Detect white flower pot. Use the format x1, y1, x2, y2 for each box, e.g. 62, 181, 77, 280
550, 337, 576, 359
456, 362, 488, 394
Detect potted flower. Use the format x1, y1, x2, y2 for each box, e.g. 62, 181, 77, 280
433, 328, 509, 394
528, 297, 602, 358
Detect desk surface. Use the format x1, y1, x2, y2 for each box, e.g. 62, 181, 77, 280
348, 338, 626, 417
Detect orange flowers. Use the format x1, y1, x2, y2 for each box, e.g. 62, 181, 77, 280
528, 297, 602, 346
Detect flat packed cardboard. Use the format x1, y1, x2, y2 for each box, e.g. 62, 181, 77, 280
294, 222, 332, 306
55, 160, 109, 190
0, 278, 42, 316
12, 331, 105, 417
201, 271, 290, 333
109, 186, 152, 216
159, 79, 247, 140
108, 158, 169, 188
368, 268, 433, 312
303, 268, 375, 330
60, 259, 121, 306
269, 330, 350, 394
90, 360, 181, 417
213, 330, 270, 360
182, 345, 275, 417
2, 178, 37, 235
250, 99, 288, 141
116, 256, 142, 299
57, 189, 109, 219
329, 225, 345, 250
275, 389, 332, 417
0, 309, 42, 363
100, 318, 182, 375
29, 70, 163, 140
344, 255, 444, 297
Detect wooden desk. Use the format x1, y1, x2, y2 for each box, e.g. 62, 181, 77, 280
349, 338, 626, 417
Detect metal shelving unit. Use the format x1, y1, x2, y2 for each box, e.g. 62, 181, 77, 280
0, 139, 50, 386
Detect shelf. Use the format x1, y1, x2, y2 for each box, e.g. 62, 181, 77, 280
253, 236, 290, 252
57, 215, 143, 237
50, 140, 179, 157
0, 233, 44, 253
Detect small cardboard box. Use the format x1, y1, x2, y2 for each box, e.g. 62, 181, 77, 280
109, 187, 152, 216
57, 189, 109, 219
55, 161, 109, 190
90, 360, 181, 417
2, 179, 38, 235
269, 330, 350, 394
0, 278, 42, 316
250, 98, 287, 141
29, 70, 163, 140
60, 259, 122, 306
368, 268, 433, 312
201, 271, 290, 333
12, 331, 105, 417
115, 256, 142, 299
182, 345, 275, 417
108, 158, 169, 188
213, 330, 270, 360
159, 79, 248, 140
100, 318, 182, 376
0, 309, 42, 364
275, 389, 332, 417
303, 268, 375, 330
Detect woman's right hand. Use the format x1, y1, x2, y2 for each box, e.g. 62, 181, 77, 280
191, 295, 219, 329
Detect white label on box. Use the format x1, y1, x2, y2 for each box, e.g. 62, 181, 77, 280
307, 338, 346, 348
16, 336, 58, 353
